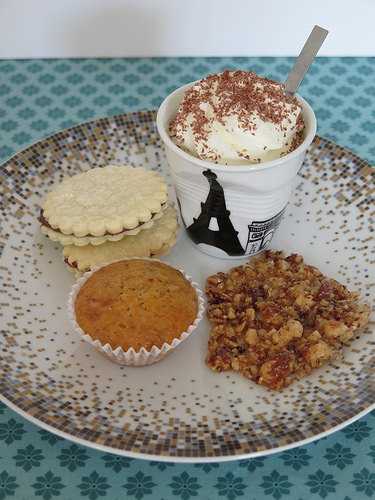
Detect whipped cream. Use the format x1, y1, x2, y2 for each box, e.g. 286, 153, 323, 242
169, 71, 304, 165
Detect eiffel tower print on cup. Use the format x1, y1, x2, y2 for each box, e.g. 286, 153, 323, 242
157, 71, 317, 259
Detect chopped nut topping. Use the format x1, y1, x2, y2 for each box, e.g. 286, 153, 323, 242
245, 328, 258, 345
205, 250, 370, 390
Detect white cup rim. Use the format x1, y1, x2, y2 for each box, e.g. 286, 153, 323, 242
156, 79, 317, 173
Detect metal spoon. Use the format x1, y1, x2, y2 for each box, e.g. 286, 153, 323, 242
285, 25, 329, 95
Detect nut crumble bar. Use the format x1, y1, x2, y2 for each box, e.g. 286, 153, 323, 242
205, 251, 370, 390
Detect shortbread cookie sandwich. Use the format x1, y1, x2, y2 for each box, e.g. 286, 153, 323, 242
39, 165, 168, 246
68, 259, 205, 366
63, 206, 179, 273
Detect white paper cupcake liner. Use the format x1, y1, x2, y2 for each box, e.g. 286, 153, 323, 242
67, 258, 205, 366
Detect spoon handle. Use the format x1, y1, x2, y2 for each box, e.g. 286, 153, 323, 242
285, 25, 329, 95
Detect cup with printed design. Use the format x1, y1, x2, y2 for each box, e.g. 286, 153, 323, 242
156, 71, 317, 259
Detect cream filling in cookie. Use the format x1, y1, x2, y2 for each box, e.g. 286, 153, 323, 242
40, 203, 168, 247
63, 206, 178, 271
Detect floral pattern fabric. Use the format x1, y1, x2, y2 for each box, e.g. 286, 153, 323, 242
0, 57, 374, 499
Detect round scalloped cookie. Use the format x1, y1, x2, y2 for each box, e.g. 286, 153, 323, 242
63, 206, 178, 272
68, 237, 177, 278
68, 236, 177, 278
41, 165, 168, 237
41, 205, 167, 246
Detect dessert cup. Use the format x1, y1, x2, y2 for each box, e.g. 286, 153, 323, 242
156, 81, 317, 259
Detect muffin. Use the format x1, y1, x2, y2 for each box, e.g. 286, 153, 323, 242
68, 259, 204, 365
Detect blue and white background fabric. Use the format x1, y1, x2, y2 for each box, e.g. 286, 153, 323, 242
0, 57, 374, 499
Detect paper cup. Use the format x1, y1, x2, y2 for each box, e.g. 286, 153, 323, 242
156, 81, 317, 259
67, 258, 205, 366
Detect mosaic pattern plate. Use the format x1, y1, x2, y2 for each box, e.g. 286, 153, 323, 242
0, 111, 374, 462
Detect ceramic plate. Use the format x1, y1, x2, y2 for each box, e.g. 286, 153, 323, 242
0, 111, 374, 462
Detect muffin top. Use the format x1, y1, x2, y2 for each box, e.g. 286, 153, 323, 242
74, 260, 198, 351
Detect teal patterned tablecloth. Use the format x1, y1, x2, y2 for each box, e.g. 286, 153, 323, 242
0, 57, 374, 499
